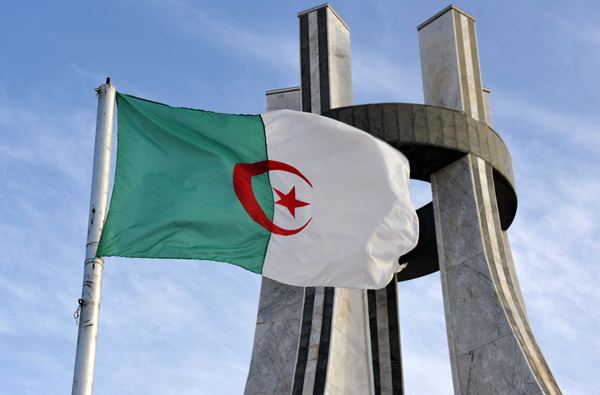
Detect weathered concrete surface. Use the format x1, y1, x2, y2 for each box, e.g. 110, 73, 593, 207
431, 155, 561, 394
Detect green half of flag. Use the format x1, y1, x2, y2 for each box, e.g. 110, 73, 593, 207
97, 93, 274, 274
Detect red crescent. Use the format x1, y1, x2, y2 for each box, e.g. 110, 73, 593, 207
233, 160, 312, 236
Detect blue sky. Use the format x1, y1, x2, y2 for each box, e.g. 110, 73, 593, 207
1, 1, 599, 394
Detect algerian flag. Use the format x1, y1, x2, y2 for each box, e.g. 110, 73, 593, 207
97, 93, 418, 289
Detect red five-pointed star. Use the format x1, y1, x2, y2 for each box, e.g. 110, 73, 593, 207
273, 186, 309, 218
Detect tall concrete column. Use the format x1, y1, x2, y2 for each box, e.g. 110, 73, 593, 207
298, 4, 353, 114
432, 155, 559, 394
245, 277, 305, 394
247, 5, 405, 394
367, 274, 405, 394
420, 5, 560, 394
418, 5, 487, 123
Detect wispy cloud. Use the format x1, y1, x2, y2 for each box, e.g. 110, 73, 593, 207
95, 260, 261, 394
0, 86, 96, 190
352, 54, 423, 105
494, 89, 600, 392
557, 20, 600, 49
493, 91, 600, 156
145, 0, 298, 75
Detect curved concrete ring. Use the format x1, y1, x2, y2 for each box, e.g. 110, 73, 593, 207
323, 103, 517, 281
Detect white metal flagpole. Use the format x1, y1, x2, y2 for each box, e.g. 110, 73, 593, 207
72, 79, 116, 395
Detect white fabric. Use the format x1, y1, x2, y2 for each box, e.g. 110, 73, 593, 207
260, 110, 418, 289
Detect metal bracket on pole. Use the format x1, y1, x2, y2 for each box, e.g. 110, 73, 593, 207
72, 79, 116, 395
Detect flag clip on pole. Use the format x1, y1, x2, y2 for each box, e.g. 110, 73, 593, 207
72, 79, 116, 395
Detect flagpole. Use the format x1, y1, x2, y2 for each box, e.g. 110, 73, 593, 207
72, 79, 116, 395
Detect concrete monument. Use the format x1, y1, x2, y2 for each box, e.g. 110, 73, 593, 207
245, 4, 561, 394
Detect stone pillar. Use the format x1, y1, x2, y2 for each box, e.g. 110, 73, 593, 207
419, 5, 560, 394
298, 4, 352, 114
368, 274, 404, 394
418, 5, 487, 123
266, 87, 301, 112
296, 5, 371, 395
246, 281, 377, 395
245, 277, 305, 394
246, 5, 406, 394
432, 155, 560, 394
482, 87, 493, 127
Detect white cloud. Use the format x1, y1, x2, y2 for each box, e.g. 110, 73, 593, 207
94, 261, 261, 394
492, 89, 600, 391
352, 54, 423, 105
145, 0, 298, 75
494, 92, 600, 156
